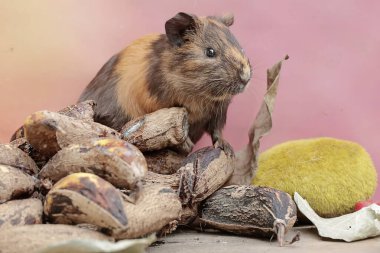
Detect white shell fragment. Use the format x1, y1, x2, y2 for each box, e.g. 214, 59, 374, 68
294, 192, 380, 242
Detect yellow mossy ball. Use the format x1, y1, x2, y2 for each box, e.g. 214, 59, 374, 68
253, 137, 377, 217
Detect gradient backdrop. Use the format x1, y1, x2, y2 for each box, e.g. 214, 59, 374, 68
1, 1, 379, 198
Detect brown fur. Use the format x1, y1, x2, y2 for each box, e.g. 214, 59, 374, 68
79, 12, 252, 145
115, 34, 166, 118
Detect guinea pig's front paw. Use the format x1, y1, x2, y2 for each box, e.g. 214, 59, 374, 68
173, 137, 194, 155
214, 138, 235, 158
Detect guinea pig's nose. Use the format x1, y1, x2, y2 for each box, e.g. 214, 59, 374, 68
240, 66, 251, 84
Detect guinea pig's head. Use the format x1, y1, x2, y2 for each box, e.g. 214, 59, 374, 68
165, 12, 252, 100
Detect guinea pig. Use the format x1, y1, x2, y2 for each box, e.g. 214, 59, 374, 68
79, 12, 252, 155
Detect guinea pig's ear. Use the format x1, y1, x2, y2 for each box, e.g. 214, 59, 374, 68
219, 13, 234, 27
165, 12, 197, 47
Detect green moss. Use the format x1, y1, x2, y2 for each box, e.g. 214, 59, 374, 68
253, 137, 377, 217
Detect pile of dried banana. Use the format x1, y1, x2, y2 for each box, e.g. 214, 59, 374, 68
0, 57, 298, 252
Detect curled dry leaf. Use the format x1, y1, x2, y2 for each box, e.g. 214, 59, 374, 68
24, 110, 121, 159
39, 138, 147, 190
0, 143, 39, 175
0, 224, 112, 253
117, 184, 182, 239
0, 165, 36, 203
199, 185, 298, 246
0, 198, 43, 230
44, 173, 128, 236
227, 55, 288, 185
121, 107, 191, 152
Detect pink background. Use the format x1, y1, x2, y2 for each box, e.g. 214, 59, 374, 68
1, 1, 379, 199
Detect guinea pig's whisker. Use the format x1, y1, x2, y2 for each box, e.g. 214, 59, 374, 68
245, 86, 260, 102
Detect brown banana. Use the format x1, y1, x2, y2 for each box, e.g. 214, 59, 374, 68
39, 138, 147, 190
144, 147, 233, 207
44, 173, 128, 236
0, 143, 39, 175
117, 184, 182, 239
57, 99, 96, 121
10, 100, 96, 142
10, 137, 48, 168
0, 165, 36, 203
178, 146, 234, 206
0, 198, 43, 230
121, 107, 191, 152
198, 185, 299, 246
23, 110, 120, 159
143, 146, 234, 225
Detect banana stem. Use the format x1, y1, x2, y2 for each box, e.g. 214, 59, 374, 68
274, 219, 300, 247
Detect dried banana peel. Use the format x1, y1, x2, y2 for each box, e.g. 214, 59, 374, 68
44, 173, 128, 236
10, 100, 96, 142
179, 147, 234, 205
0, 143, 39, 175
0, 165, 36, 203
0, 198, 43, 230
57, 100, 96, 122
143, 147, 233, 208
118, 185, 182, 239
199, 185, 299, 246
121, 107, 190, 152
144, 147, 234, 225
24, 110, 121, 158
10, 137, 49, 168
44, 173, 181, 239
39, 138, 147, 190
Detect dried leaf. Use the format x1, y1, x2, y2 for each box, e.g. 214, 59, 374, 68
294, 192, 380, 242
227, 55, 288, 185
36, 234, 156, 253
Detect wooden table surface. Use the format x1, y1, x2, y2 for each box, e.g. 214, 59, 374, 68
148, 226, 380, 253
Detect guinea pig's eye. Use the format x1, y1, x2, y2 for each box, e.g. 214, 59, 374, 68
206, 47, 216, 58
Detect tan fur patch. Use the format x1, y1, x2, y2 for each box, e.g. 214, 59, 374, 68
231, 47, 247, 64
115, 34, 164, 119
